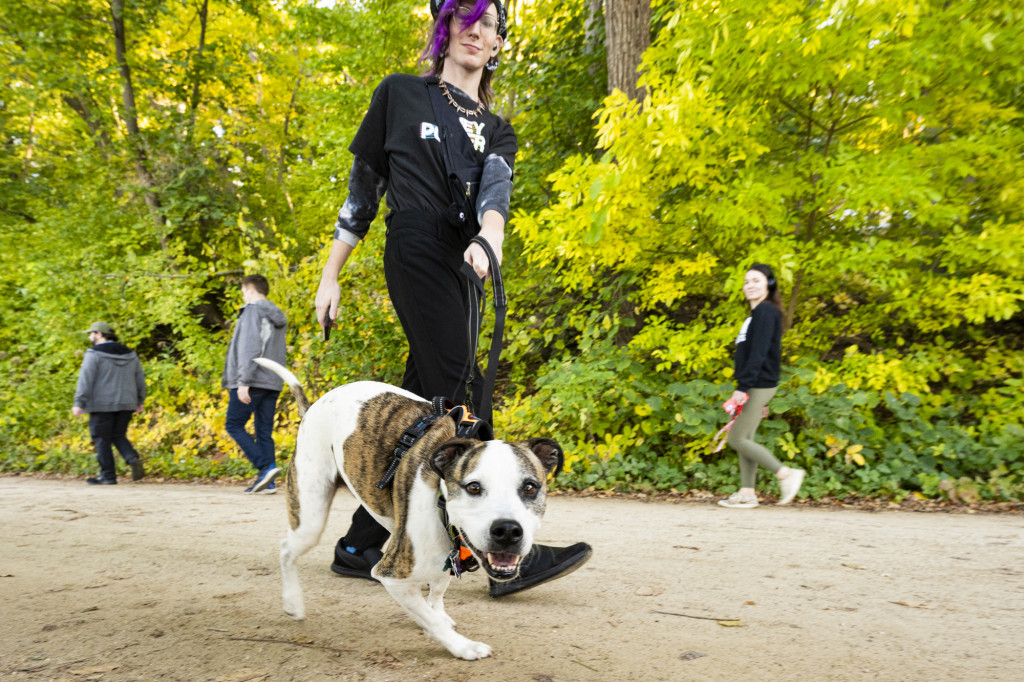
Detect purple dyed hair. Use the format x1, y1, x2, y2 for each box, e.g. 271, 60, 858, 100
420, 0, 501, 107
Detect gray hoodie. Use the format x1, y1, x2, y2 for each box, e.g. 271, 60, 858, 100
221, 299, 288, 391
74, 342, 147, 413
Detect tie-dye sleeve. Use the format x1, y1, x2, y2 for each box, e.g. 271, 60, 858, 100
333, 156, 389, 247
476, 153, 513, 226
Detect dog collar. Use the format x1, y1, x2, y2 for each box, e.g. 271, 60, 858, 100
437, 490, 479, 577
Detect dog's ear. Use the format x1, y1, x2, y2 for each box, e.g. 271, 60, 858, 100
527, 438, 564, 477
430, 438, 475, 479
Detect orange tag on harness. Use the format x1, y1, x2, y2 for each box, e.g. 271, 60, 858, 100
459, 544, 473, 561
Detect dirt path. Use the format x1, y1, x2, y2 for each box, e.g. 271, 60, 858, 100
1, 477, 1021, 681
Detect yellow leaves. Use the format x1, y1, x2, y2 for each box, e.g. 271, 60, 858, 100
824, 436, 867, 466
801, 32, 822, 57
847, 444, 866, 467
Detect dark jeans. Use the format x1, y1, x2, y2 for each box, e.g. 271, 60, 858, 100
342, 217, 482, 554
225, 387, 280, 475
89, 411, 139, 481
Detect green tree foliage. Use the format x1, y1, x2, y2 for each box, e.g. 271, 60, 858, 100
1, 0, 1021, 501
503, 0, 1024, 500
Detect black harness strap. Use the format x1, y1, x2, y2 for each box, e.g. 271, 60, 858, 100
375, 396, 448, 489
375, 397, 492, 490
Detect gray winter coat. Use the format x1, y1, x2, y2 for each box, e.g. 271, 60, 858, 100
74, 342, 147, 413
221, 299, 288, 391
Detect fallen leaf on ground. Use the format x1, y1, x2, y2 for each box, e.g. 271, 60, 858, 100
841, 563, 867, 570
680, 651, 707, 660
717, 620, 746, 627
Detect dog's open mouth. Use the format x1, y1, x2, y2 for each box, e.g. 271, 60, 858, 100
485, 552, 522, 580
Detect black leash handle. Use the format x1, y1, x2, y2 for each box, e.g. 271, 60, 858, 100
465, 235, 506, 424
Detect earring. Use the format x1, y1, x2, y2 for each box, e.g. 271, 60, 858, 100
485, 56, 499, 71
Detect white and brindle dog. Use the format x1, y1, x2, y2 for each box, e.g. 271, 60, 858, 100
255, 359, 563, 660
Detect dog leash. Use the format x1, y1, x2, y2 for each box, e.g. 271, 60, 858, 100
710, 397, 745, 453
460, 234, 506, 424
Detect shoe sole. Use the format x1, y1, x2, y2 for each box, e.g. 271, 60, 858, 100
251, 467, 282, 493
489, 546, 593, 598
256, 488, 277, 495
329, 563, 379, 582
130, 461, 145, 482
717, 500, 758, 508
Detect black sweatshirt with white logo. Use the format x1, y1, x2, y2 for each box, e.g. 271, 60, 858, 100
733, 302, 782, 392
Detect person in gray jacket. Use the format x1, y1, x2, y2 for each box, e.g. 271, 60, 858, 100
222, 274, 288, 494
72, 321, 146, 485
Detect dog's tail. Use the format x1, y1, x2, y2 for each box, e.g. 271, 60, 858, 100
253, 358, 311, 418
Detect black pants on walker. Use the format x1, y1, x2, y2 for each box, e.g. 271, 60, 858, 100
89, 410, 140, 482
343, 213, 484, 553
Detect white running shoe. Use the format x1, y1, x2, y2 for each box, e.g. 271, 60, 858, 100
718, 492, 759, 508
778, 468, 805, 505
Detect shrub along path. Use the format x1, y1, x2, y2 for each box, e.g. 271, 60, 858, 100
1, 476, 1021, 681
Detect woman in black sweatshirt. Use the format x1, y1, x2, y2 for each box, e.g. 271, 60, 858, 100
718, 263, 805, 508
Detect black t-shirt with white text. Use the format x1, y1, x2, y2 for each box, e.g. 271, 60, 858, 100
349, 74, 518, 228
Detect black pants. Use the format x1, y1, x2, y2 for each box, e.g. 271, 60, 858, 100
89, 410, 140, 481
343, 215, 483, 553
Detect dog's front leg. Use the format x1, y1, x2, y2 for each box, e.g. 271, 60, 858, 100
380, 578, 491, 660
426, 572, 456, 630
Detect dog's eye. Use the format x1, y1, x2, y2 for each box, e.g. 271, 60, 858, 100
521, 481, 538, 497
466, 482, 483, 496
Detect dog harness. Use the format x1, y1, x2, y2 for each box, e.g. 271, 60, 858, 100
374, 397, 489, 577
375, 397, 493, 489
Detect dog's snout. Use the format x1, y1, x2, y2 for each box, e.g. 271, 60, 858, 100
489, 519, 523, 547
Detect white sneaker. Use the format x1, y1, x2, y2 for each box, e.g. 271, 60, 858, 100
718, 493, 759, 508
777, 468, 805, 505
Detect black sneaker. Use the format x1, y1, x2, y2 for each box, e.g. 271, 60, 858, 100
488, 542, 592, 598
330, 541, 383, 582
130, 459, 145, 482
86, 476, 117, 485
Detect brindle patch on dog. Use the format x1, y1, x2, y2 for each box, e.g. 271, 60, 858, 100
376, 418, 458, 579
286, 456, 300, 530
342, 393, 433, 521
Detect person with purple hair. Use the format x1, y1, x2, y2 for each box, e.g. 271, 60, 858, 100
314, 0, 592, 597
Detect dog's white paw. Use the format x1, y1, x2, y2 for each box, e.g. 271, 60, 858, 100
448, 637, 492, 661
283, 599, 305, 621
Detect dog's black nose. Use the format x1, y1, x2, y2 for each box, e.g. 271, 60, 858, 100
489, 519, 523, 547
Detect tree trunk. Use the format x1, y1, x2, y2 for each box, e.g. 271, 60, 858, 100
109, 0, 165, 231
605, 0, 651, 99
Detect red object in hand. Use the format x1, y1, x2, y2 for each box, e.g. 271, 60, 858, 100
723, 397, 744, 415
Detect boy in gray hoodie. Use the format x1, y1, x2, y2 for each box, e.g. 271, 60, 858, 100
73, 321, 147, 484
221, 274, 288, 494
